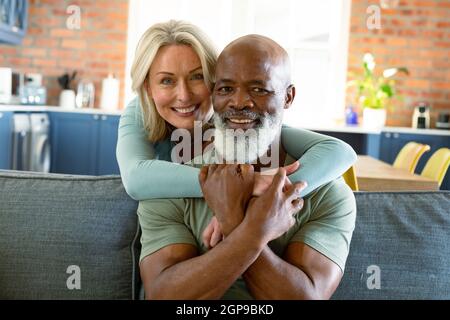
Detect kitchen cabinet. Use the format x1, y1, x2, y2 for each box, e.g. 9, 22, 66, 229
0, 111, 13, 169
49, 112, 120, 175
96, 114, 120, 175
314, 131, 381, 158
313, 128, 449, 190
0, 0, 28, 45
379, 131, 450, 190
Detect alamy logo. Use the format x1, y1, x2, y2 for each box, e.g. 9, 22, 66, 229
366, 5, 381, 30
366, 265, 381, 289
66, 5, 81, 30
66, 265, 81, 290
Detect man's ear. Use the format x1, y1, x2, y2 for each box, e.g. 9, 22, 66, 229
284, 85, 295, 109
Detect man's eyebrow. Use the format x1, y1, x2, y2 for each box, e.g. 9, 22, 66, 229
216, 78, 235, 84
248, 80, 266, 86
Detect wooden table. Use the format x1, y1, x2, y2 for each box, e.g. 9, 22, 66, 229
354, 155, 439, 191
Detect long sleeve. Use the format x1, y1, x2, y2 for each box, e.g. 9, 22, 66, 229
116, 98, 202, 200
117, 98, 356, 200
281, 126, 357, 197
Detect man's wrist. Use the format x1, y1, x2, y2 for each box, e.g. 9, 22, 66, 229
219, 208, 245, 236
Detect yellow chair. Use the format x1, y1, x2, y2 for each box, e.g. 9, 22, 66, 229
393, 142, 430, 173
421, 148, 450, 187
343, 166, 359, 191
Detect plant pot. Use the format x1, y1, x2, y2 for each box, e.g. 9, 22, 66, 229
363, 108, 386, 129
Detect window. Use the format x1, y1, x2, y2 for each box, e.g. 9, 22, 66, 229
125, 0, 351, 127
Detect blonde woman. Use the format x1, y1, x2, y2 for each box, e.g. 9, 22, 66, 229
117, 20, 356, 236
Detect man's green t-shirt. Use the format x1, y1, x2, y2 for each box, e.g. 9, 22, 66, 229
137, 152, 356, 300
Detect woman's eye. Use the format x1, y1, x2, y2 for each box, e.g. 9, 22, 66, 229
191, 73, 204, 80
161, 78, 173, 85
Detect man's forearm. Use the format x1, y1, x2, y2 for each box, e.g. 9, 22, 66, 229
148, 220, 265, 300
242, 246, 317, 300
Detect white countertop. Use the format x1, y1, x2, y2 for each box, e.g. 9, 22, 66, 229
0, 105, 123, 116
300, 123, 450, 136
1, 105, 449, 136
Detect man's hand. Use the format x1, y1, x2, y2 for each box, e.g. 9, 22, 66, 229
245, 168, 307, 244
199, 164, 255, 236
253, 161, 300, 196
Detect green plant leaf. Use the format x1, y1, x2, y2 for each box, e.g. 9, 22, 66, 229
380, 84, 393, 97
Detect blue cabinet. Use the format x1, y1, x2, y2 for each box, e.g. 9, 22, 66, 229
49, 112, 120, 175
97, 115, 120, 175
0, 111, 13, 169
0, 0, 28, 45
315, 131, 381, 158
50, 113, 99, 175
379, 131, 450, 190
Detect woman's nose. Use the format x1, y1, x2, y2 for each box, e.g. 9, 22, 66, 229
176, 80, 192, 102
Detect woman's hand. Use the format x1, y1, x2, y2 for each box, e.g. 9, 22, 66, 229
253, 161, 300, 196
202, 216, 223, 249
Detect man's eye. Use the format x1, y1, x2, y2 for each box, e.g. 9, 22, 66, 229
191, 73, 204, 80
217, 87, 233, 94
252, 87, 269, 94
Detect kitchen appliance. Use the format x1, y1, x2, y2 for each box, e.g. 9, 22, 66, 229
0, 67, 12, 104
20, 73, 47, 105
436, 113, 449, 130
412, 102, 430, 129
12, 113, 50, 172
0, 68, 24, 104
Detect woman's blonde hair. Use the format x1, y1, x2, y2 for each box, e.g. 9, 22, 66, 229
131, 20, 218, 142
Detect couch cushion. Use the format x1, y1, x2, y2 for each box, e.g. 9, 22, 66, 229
333, 191, 450, 299
0, 171, 140, 299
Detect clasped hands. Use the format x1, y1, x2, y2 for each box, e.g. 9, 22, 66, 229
199, 161, 307, 249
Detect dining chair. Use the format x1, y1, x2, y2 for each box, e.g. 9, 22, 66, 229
393, 142, 431, 173
343, 166, 359, 191
421, 148, 450, 187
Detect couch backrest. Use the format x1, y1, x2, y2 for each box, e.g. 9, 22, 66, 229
333, 191, 450, 300
1, 171, 449, 300
0, 171, 140, 299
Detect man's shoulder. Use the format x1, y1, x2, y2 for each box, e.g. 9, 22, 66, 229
138, 198, 188, 214
307, 178, 356, 211
139, 197, 208, 213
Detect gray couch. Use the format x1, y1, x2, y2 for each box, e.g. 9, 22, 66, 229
0, 170, 449, 300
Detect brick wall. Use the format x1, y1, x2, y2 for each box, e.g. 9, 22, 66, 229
347, 0, 450, 127
0, 0, 128, 108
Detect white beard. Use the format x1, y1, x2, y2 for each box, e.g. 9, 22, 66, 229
213, 112, 282, 164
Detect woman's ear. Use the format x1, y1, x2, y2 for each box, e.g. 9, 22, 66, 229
284, 85, 295, 109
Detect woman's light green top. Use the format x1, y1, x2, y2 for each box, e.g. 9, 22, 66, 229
116, 98, 357, 200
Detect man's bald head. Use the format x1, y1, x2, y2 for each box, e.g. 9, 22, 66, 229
217, 34, 292, 88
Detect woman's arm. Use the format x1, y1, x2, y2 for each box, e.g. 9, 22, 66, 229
281, 126, 357, 197
116, 98, 202, 200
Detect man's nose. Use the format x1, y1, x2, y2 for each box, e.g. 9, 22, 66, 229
230, 89, 254, 110
176, 80, 192, 103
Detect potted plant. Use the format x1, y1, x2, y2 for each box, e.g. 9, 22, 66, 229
347, 53, 408, 129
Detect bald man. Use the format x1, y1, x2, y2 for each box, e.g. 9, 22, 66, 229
138, 35, 356, 300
